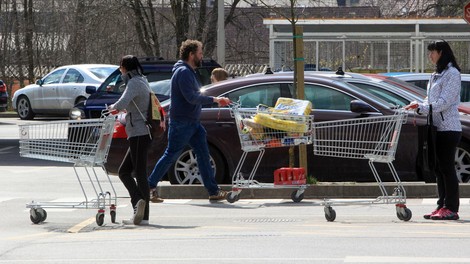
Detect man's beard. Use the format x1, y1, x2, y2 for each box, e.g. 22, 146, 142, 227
194, 57, 202, 68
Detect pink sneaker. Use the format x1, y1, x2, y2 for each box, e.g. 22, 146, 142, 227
430, 208, 459, 220
423, 208, 441, 219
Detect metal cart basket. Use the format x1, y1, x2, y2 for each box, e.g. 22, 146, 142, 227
313, 110, 410, 221
19, 113, 117, 226
227, 105, 314, 203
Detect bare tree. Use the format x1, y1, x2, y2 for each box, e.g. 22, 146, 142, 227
127, 0, 161, 57
0, 0, 15, 109
360, 0, 466, 17
204, 0, 242, 59
69, 1, 87, 63
171, 0, 190, 57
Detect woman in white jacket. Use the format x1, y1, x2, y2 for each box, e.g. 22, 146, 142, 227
405, 40, 462, 220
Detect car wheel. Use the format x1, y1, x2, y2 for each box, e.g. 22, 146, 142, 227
168, 146, 226, 185
17, 96, 35, 120
456, 142, 470, 183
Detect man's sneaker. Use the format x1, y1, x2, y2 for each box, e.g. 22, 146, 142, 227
150, 189, 164, 203
133, 199, 146, 225
423, 208, 441, 219
430, 208, 459, 220
122, 219, 149, 226
209, 190, 227, 201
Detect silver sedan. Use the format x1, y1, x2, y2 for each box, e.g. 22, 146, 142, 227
12, 64, 118, 119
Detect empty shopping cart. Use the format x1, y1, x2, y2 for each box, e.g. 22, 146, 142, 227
313, 110, 410, 221
19, 112, 117, 226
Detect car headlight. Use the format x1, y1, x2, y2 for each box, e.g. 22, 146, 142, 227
69, 108, 85, 120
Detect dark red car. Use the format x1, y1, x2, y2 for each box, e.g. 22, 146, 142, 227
105, 74, 470, 184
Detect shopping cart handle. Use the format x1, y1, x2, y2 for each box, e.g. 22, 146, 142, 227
101, 108, 119, 118
230, 102, 241, 108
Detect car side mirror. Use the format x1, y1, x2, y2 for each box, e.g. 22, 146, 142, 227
350, 100, 375, 113
36, 79, 44, 86
86, 86, 97, 94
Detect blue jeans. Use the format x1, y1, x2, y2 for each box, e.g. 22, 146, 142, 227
147, 120, 219, 195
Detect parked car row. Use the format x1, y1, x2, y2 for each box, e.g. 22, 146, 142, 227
12, 63, 470, 185
11, 58, 221, 120
104, 71, 470, 184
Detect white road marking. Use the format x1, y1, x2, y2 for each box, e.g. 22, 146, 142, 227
0, 197, 16, 202
345, 256, 470, 263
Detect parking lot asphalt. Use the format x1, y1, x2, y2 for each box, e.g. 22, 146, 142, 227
1, 112, 469, 199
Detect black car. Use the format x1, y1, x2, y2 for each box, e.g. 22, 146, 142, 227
104, 73, 470, 184
70, 58, 221, 119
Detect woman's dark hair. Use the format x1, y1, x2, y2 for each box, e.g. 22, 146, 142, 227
427, 40, 461, 73
120, 55, 144, 75
179, 40, 202, 61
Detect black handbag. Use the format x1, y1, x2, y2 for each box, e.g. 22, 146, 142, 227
418, 104, 438, 173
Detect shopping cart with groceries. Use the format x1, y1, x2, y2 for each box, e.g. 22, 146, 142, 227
313, 109, 410, 222
19, 111, 117, 226
227, 99, 314, 203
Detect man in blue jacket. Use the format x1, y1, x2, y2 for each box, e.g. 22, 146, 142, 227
148, 39, 230, 202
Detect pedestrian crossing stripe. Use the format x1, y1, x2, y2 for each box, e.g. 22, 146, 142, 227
421, 198, 470, 204
0, 197, 16, 203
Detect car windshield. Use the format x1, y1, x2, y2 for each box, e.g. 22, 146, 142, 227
382, 77, 427, 97
349, 82, 410, 107
88, 67, 118, 80
96, 69, 123, 93
150, 79, 171, 96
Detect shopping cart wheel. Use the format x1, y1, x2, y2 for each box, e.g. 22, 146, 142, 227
226, 192, 240, 203
40, 209, 47, 222
324, 206, 336, 222
110, 210, 116, 224
96, 212, 105, 226
396, 211, 404, 221
30, 208, 47, 224
397, 208, 412, 221
291, 191, 304, 203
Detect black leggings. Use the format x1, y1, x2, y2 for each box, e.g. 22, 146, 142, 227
435, 131, 461, 212
118, 135, 151, 220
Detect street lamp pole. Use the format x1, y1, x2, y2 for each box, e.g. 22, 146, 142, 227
217, 0, 225, 66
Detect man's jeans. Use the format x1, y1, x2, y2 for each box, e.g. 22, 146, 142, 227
147, 119, 219, 195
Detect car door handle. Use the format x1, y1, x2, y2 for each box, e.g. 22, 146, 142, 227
215, 121, 235, 127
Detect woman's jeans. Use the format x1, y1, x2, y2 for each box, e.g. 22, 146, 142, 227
147, 120, 219, 196
119, 134, 151, 220
435, 131, 461, 212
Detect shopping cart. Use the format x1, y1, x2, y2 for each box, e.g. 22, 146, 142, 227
226, 104, 314, 203
313, 109, 410, 222
19, 112, 117, 226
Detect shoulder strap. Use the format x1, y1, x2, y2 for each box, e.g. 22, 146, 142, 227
132, 99, 148, 122
428, 104, 433, 125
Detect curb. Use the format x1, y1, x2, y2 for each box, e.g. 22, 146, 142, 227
156, 183, 470, 200
0, 112, 16, 118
